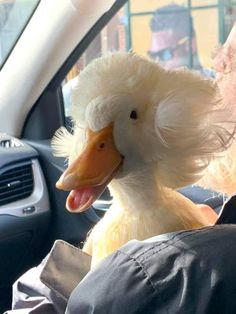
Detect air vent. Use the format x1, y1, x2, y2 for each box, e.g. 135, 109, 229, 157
0, 163, 34, 206
0, 139, 22, 148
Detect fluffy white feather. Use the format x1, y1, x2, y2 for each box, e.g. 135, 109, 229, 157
51, 126, 74, 158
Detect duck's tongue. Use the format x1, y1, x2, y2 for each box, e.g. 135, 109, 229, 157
66, 183, 107, 213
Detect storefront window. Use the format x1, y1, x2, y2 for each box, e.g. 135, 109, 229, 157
62, 0, 236, 116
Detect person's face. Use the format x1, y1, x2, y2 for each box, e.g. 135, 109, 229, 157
148, 29, 190, 69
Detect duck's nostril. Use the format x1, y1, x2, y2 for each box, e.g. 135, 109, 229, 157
99, 142, 105, 149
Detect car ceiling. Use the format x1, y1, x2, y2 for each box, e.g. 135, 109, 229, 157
0, 0, 118, 137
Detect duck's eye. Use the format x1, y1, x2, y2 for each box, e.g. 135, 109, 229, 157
130, 110, 138, 120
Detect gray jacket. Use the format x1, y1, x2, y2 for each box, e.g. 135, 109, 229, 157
6, 195, 236, 314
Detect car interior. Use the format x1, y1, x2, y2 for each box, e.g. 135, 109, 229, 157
0, 0, 233, 312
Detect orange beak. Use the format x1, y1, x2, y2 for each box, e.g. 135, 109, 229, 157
56, 123, 123, 212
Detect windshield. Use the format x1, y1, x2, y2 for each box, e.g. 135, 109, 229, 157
0, 0, 40, 67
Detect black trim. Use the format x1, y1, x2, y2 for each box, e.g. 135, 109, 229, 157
22, 87, 65, 139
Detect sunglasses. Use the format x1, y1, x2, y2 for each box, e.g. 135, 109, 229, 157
148, 36, 188, 61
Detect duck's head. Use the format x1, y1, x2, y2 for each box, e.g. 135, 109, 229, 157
55, 93, 160, 212
52, 53, 234, 213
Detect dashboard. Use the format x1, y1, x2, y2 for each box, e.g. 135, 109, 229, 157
0, 133, 50, 293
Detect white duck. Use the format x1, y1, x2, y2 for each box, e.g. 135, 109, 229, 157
53, 53, 233, 267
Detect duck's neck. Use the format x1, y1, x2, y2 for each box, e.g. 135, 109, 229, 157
109, 166, 163, 212
108, 165, 208, 230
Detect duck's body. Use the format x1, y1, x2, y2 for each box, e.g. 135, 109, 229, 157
53, 53, 234, 267
85, 175, 208, 265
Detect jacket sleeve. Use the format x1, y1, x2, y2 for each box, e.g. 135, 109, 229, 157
5, 240, 91, 314
5, 255, 61, 314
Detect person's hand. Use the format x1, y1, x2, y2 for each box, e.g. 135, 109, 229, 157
197, 204, 218, 224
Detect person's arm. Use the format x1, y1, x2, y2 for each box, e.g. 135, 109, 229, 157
6, 255, 59, 314
5, 240, 91, 314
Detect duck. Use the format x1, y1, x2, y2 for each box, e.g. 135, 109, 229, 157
53, 53, 234, 267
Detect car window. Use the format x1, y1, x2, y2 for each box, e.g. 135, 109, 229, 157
0, 0, 40, 68
61, 0, 236, 117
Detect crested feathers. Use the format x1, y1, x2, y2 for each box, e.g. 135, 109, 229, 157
51, 126, 74, 159
51, 125, 86, 165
